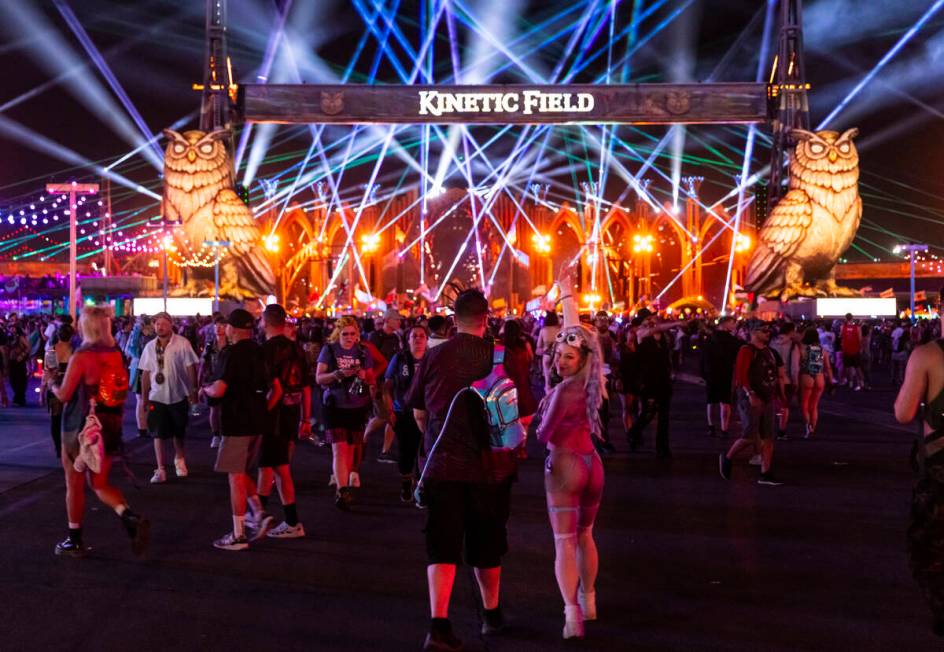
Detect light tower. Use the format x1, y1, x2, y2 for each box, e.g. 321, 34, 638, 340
199, 0, 236, 153
767, 0, 810, 215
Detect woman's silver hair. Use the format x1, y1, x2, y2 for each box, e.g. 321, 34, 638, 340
555, 325, 605, 439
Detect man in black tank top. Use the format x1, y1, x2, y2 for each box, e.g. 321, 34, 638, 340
895, 333, 944, 637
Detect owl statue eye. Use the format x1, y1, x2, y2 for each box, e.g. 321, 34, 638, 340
809, 142, 826, 155
837, 142, 851, 155
172, 143, 187, 155
199, 142, 215, 155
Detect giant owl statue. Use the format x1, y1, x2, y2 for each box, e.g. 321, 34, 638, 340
745, 128, 862, 301
162, 129, 275, 299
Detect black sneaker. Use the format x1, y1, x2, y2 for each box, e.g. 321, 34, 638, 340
757, 473, 783, 486
400, 479, 414, 503
481, 607, 507, 635
423, 623, 463, 652
719, 453, 732, 480
708, 425, 717, 438
335, 487, 353, 511
776, 431, 789, 441
54, 537, 88, 558
122, 511, 150, 557
377, 450, 398, 464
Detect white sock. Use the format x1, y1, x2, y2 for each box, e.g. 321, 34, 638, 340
232, 515, 245, 538
68, 521, 81, 529
248, 495, 263, 516
114, 504, 128, 516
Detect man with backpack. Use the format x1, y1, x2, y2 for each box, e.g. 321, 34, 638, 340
406, 289, 517, 652
256, 304, 311, 539
719, 322, 785, 486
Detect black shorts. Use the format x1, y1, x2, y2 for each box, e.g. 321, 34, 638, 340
259, 434, 294, 468
424, 480, 512, 568
147, 399, 189, 440
705, 382, 732, 405
842, 353, 860, 368
324, 405, 369, 432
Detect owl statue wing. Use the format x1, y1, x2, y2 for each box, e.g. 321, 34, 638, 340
758, 188, 814, 259
212, 188, 276, 297
745, 188, 813, 295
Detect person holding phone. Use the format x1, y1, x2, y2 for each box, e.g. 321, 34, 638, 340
315, 316, 374, 509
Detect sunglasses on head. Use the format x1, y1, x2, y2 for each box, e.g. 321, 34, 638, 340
555, 330, 590, 350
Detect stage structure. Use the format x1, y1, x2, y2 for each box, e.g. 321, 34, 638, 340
165, 0, 869, 310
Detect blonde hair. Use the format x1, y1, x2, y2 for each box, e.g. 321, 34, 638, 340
328, 315, 360, 344
555, 325, 605, 438
79, 305, 116, 347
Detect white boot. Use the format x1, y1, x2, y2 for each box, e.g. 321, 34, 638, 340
563, 605, 584, 639
578, 590, 597, 621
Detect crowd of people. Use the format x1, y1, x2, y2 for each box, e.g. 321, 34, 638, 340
3, 282, 944, 648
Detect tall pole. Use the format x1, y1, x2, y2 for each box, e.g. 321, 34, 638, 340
70, 190, 77, 317
898, 243, 928, 321
47, 183, 98, 319
163, 246, 169, 314
204, 240, 230, 311
103, 177, 112, 276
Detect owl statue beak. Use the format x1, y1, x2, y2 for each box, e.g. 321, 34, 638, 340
828, 150, 838, 163
187, 150, 197, 163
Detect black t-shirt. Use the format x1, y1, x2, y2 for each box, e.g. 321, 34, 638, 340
702, 330, 742, 386
218, 338, 268, 437
636, 334, 673, 397
369, 329, 402, 363
618, 345, 640, 393
263, 335, 310, 436
405, 333, 494, 484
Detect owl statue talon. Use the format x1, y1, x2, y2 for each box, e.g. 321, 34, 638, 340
780, 283, 820, 302
815, 279, 860, 298
169, 280, 206, 297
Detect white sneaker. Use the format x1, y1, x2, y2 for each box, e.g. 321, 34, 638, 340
212, 532, 248, 551
248, 512, 274, 542
267, 521, 305, 539
349, 471, 361, 488
174, 458, 188, 478
150, 468, 167, 484
748, 454, 762, 466
578, 590, 597, 621
210, 436, 221, 448
328, 474, 337, 487
563, 605, 584, 639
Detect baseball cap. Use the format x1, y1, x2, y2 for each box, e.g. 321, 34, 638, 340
227, 309, 255, 329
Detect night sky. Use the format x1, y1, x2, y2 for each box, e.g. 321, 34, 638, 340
1, 0, 942, 266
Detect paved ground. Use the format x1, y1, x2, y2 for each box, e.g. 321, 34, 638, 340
0, 366, 938, 651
